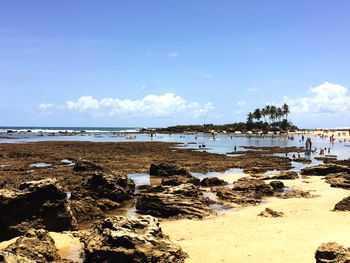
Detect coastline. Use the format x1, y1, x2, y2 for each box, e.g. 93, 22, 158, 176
161, 175, 350, 263
0, 139, 349, 262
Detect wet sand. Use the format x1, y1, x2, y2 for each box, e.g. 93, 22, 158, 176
161, 174, 350, 263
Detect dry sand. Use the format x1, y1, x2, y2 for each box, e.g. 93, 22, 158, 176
161, 174, 350, 263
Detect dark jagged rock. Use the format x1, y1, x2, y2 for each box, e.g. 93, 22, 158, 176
232, 178, 274, 196
136, 184, 211, 218
270, 171, 298, 180
269, 181, 285, 190
275, 189, 314, 199
325, 173, 350, 189
73, 161, 104, 172
161, 175, 200, 186
69, 172, 135, 224
258, 208, 284, 218
214, 187, 262, 206
0, 229, 63, 263
0, 178, 76, 241
292, 157, 312, 164
301, 165, 350, 176
87, 172, 135, 202
315, 242, 350, 263
149, 163, 190, 176
333, 196, 350, 212
200, 177, 228, 187
83, 215, 187, 263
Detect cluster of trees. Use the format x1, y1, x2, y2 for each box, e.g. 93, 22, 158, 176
247, 103, 289, 124
246, 103, 292, 131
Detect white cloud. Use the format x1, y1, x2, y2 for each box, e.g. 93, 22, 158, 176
288, 82, 350, 114
38, 103, 55, 110
168, 52, 179, 57
64, 93, 214, 119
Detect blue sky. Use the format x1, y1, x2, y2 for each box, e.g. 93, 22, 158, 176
1, 0, 350, 128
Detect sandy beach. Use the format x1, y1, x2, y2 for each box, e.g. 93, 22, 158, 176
162, 174, 350, 263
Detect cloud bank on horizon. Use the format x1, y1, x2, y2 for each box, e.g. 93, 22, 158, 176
40, 93, 214, 120
38, 81, 350, 128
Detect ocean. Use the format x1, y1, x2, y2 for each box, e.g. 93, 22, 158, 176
1, 126, 349, 160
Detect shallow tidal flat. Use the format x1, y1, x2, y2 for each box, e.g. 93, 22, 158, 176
0, 141, 350, 262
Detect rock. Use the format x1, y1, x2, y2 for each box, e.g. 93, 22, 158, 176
333, 196, 350, 212
136, 184, 211, 218
325, 173, 350, 189
215, 187, 262, 206
0, 251, 35, 262
292, 157, 312, 164
87, 172, 135, 202
149, 163, 190, 176
315, 242, 350, 263
301, 165, 350, 176
258, 208, 284, 218
83, 215, 187, 263
276, 189, 314, 199
0, 229, 63, 263
69, 172, 135, 224
232, 178, 274, 196
73, 161, 104, 172
200, 177, 227, 187
0, 179, 76, 241
161, 175, 200, 186
270, 171, 298, 180
269, 181, 285, 190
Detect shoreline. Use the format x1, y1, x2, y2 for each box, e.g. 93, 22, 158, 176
161, 175, 350, 263
0, 140, 349, 262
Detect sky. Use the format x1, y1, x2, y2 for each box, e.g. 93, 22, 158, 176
0, 0, 350, 128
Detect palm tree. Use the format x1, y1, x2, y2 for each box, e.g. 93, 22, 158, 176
247, 112, 254, 124
282, 103, 290, 120
253, 108, 262, 121
270, 105, 277, 123
261, 108, 266, 123
277, 107, 283, 122
265, 105, 271, 124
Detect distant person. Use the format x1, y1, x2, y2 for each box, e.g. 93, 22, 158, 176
234, 145, 237, 152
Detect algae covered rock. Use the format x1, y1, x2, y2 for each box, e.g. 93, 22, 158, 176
83, 215, 187, 263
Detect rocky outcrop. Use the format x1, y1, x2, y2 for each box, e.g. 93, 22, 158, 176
232, 178, 274, 196
136, 184, 212, 218
0, 229, 63, 263
258, 208, 284, 218
292, 157, 312, 164
70, 171, 135, 224
83, 215, 187, 263
214, 187, 262, 206
275, 189, 314, 199
269, 181, 285, 190
325, 173, 350, 189
0, 179, 76, 241
333, 196, 350, 212
87, 172, 135, 202
200, 177, 227, 187
149, 163, 190, 176
73, 160, 104, 172
315, 242, 350, 263
271, 171, 298, 180
301, 165, 350, 176
161, 175, 200, 186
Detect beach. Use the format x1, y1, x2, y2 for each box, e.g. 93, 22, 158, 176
162, 175, 350, 263
0, 137, 349, 262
